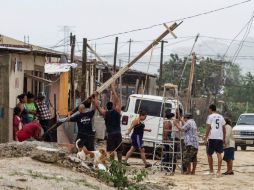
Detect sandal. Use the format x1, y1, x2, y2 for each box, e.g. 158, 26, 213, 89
223, 171, 234, 175
145, 163, 152, 168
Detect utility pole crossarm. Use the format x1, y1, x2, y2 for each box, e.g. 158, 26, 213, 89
97, 22, 182, 94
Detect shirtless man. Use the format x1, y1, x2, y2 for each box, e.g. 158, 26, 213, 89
95, 83, 123, 161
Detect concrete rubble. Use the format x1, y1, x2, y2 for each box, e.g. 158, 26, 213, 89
0, 141, 96, 178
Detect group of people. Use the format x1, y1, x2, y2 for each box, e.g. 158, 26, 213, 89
12, 85, 235, 174
65, 83, 152, 168
13, 92, 52, 142
162, 104, 235, 176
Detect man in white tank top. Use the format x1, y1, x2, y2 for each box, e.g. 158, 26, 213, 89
204, 104, 226, 176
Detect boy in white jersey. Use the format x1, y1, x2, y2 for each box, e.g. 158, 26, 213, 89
204, 104, 226, 176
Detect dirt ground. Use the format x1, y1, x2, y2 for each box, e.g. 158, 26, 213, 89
134, 145, 254, 190
0, 144, 253, 190
0, 157, 114, 190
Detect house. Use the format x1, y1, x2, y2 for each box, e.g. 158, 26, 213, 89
0, 34, 67, 143
0, 34, 158, 143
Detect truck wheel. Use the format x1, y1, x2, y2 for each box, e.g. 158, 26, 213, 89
235, 145, 238, 151
240, 146, 246, 151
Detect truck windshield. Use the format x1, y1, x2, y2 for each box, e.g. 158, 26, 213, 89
237, 115, 254, 125
134, 99, 172, 117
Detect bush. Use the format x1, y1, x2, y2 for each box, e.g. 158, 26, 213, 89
98, 160, 148, 190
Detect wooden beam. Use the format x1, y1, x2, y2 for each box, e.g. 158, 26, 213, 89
24, 73, 52, 84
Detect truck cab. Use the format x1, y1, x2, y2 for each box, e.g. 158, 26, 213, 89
233, 113, 254, 151
121, 94, 183, 148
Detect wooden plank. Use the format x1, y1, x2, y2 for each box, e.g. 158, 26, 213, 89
24, 73, 52, 84
58, 72, 69, 115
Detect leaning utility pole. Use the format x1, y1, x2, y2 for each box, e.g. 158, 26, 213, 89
81, 38, 87, 100
159, 40, 168, 95
178, 33, 199, 91
113, 37, 118, 72
42, 22, 182, 137
185, 52, 196, 113
70, 33, 76, 109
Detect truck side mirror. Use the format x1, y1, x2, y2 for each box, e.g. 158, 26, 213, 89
232, 121, 236, 126
121, 106, 126, 111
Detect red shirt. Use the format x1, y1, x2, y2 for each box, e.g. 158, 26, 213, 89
16, 122, 41, 142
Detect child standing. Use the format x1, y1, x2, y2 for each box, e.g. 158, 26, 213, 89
25, 92, 37, 123
223, 118, 235, 175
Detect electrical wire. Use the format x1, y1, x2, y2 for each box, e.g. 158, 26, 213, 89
88, 0, 252, 41
231, 11, 254, 64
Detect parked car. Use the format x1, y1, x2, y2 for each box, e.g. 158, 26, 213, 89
121, 94, 183, 148
233, 113, 254, 151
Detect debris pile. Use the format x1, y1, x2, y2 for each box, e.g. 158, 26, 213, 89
0, 141, 58, 158
0, 141, 96, 178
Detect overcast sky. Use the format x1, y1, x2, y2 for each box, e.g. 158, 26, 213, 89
1, 0, 254, 73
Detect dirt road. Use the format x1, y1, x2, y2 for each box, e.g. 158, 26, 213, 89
0, 143, 253, 190
132, 145, 254, 190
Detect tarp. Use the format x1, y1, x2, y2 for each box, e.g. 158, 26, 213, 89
44, 63, 78, 74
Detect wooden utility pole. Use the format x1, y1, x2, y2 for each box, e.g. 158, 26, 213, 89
119, 59, 123, 105
178, 33, 199, 91
159, 40, 167, 95
97, 22, 182, 94
185, 52, 196, 113
70, 33, 76, 109
128, 39, 132, 63
88, 63, 91, 96
81, 38, 87, 100
113, 37, 118, 72
93, 59, 96, 92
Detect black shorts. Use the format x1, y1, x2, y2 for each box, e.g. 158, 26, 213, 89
107, 133, 123, 152
131, 134, 143, 149
223, 147, 235, 161
207, 139, 223, 155
76, 133, 95, 151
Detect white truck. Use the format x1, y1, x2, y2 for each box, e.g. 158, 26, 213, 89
121, 94, 183, 148
233, 113, 254, 151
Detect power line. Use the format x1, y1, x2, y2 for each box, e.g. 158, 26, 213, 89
88, 0, 252, 41
222, 12, 254, 59
232, 10, 254, 63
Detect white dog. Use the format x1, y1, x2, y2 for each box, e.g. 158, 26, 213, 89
76, 139, 108, 168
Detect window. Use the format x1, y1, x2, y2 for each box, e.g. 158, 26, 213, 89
134, 99, 172, 117
237, 115, 254, 125
123, 98, 130, 112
